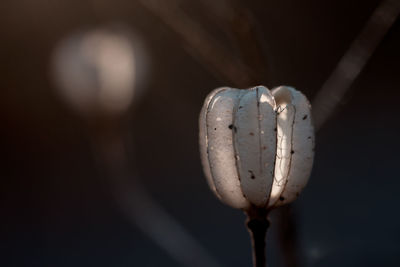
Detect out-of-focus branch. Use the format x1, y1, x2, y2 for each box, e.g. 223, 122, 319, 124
275, 205, 303, 267
91, 125, 222, 267
277, 2, 399, 266
226, 1, 270, 83
196, 0, 270, 83
312, 0, 400, 130
137, 0, 257, 87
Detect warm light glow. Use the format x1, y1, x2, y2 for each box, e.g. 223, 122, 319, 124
51, 27, 144, 116
269, 103, 293, 205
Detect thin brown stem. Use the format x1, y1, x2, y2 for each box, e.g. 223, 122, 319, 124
229, 0, 270, 83
137, 0, 256, 87
276, 205, 302, 267
197, 0, 271, 83
246, 208, 270, 267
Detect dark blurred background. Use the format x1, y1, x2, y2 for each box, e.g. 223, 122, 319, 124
1, 0, 399, 266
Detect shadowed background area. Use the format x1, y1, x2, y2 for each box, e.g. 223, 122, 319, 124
1, 0, 399, 266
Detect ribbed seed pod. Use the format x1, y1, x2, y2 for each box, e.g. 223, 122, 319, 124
199, 85, 314, 210
270, 86, 315, 207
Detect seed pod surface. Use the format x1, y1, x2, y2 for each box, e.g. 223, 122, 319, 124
201, 88, 250, 209
271, 86, 315, 207
234, 87, 276, 207
200, 85, 314, 210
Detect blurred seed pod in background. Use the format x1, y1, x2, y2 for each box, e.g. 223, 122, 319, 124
51, 24, 149, 119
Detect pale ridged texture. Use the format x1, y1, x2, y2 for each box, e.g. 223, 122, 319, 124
272, 86, 315, 206
204, 89, 250, 209
268, 95, 295, 207
199, 85, 314, 210
234, 87, 276, 206
199, 87, 228, 199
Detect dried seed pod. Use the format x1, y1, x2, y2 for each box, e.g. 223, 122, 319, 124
269, 86, 315, 207
199, 85, 314, 210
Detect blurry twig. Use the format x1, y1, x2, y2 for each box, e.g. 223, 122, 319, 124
119, 182, 222, 267
312, 0, 400, 130
277, 2, 399, 266
225, 0, 270, 82
275, 205, 302, 267
92, 125, 222, 267
137, 0, 257, 87
199, 0, 270, 83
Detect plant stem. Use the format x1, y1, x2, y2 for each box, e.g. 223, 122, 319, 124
276, 205, 302, 267
246, 208, 270, 267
